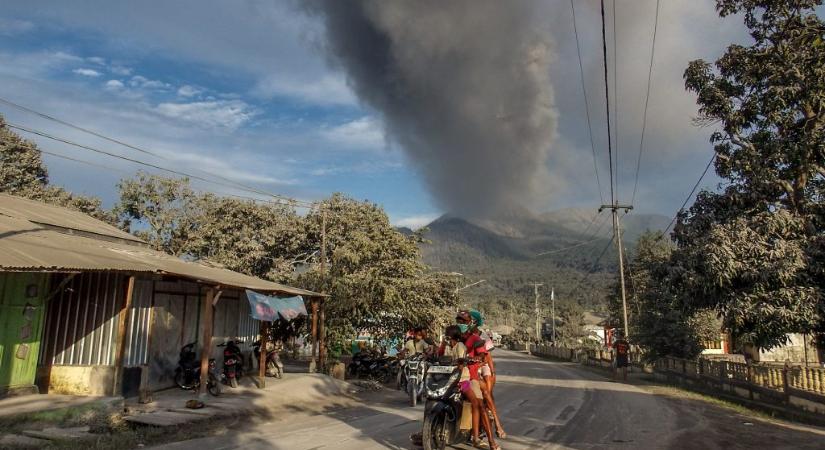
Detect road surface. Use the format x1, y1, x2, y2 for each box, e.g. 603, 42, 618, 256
157, 350, 825, 449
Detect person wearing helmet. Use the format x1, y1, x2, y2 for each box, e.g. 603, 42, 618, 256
468, 310, 506, 439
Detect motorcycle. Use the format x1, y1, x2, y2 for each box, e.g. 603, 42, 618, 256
403, 353, 427, 407
251, 339, 283, 379
218, 340, 245, 388
421, 359, 497, 450
173, 342, 221, 396
348, 350, 395, 383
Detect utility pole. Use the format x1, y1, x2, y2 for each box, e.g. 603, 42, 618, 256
318, 207, 327, 372
551, 288, 556, 343
534, 284, 541, 342
599, 203, 633, 340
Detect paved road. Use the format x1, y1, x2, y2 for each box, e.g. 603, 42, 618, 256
158, 350, 825, 449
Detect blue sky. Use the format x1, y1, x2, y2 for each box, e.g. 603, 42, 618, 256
0, 1, 795, 228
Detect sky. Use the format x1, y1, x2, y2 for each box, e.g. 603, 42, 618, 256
0, 0, 774, 229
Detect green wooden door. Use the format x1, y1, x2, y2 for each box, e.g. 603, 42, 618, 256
0, 273, 48, 394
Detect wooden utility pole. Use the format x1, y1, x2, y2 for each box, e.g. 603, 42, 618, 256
551, 288, 556, 343
600, 203, 633, 340
319, 208, 327, 371
258, 320, 269, 388
198, 287, 216, 396
113, 275, 136, 396
533, 283, 543, 341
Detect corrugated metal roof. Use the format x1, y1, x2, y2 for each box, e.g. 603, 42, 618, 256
0, 194, 324, 297
0, 193, 144, 244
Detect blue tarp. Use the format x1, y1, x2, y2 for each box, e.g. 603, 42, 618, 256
246, 290, 307, 322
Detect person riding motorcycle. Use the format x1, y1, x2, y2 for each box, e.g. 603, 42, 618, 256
468, 310, 506, 439
456, 310, 499, 450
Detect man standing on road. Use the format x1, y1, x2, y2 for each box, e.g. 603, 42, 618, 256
613, 333, 630, 381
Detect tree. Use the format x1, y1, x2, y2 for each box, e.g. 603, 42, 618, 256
115, 172, 203, 255
613, 231, 719, 360
0, 115, 112, 223
675, 0, 825, 349
296, 194, 460, 351
184, 195, 304, 282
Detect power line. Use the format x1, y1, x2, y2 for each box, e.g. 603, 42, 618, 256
7, 123, 313, 208
631, 0, 662, 206
600, 0, 616, 205
570, 0, 605, 205
535, 211, 611, 257
612, 0, 620, 201
664, 153, 717, 234
567, 232, 616, 298
38, 147, 293, 206
0, 97, 311, 207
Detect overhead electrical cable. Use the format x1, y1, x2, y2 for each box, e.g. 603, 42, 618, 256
37, 147, 292, 206
612, 0, 618, 189
570, 0, 605, 205
0, 97, 309, 207
7, 123, 313, 208
600, 0, 616, 205
663, 153, 717, 234
567, 232, 616, 298
631, 0, 661, 206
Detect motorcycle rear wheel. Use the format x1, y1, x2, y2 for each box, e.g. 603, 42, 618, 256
174, 369, 192, 390
422, 409, 448, 450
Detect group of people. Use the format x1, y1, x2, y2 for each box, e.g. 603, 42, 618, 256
408, 310, 504, 450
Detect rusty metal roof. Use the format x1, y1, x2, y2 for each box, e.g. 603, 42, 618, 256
0, 194, 324, 297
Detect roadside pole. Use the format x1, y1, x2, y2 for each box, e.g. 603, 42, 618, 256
533, 283, 543, 342
551, 288, 556, 343
600, 203, 632, 340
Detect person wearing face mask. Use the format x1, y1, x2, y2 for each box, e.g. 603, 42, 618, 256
456, 311, 499, 450
468, 310, 506, 439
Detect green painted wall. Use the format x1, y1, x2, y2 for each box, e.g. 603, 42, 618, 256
0, 272, 49, 394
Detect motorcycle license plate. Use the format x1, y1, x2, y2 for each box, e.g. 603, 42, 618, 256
428, 365, 455, 374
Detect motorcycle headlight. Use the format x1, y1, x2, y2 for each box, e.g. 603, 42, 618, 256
426, 371, 460, 399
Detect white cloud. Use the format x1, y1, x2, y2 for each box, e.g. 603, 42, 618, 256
155, 100, 256, 130
72, 68, 102, 77
86, 56, 106, 65
252, 74, 356, 106
0, 18, 34, 36
129, 75, 171, 90
177, 85, 201, 97
393, 214, 439, 230
104, 79, 124, 90
321, 116, 385, 150
110, 65, 132, 76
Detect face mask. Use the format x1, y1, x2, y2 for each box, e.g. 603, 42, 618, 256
458, 324, 469, 333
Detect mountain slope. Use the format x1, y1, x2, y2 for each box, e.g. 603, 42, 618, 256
417, 208, 669, 316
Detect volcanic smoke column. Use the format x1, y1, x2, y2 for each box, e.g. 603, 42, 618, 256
304, 0, 557, 217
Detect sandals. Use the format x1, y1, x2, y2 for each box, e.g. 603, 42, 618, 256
496, 429, 507, 439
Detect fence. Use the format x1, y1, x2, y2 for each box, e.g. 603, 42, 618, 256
530, 344, 825, 417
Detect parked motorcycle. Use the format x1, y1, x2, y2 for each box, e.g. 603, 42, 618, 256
348, 350, 395, 383
218, 340, 245, 388
403, 353, 427, 407
251, 339, 283, 379
173, 342, 221, 396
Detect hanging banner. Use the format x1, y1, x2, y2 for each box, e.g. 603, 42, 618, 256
246, 290, 307, 322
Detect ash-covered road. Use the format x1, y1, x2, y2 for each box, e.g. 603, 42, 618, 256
158, 350, 825, 449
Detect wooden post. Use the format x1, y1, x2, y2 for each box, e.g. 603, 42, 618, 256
319, 299, 326, 372
113, 275, 136, 396
198, 288, 215, 396
310, 298, 319, 373
258, 320, 268, 388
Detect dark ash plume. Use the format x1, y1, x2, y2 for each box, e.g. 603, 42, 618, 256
304, 1, 557, 217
